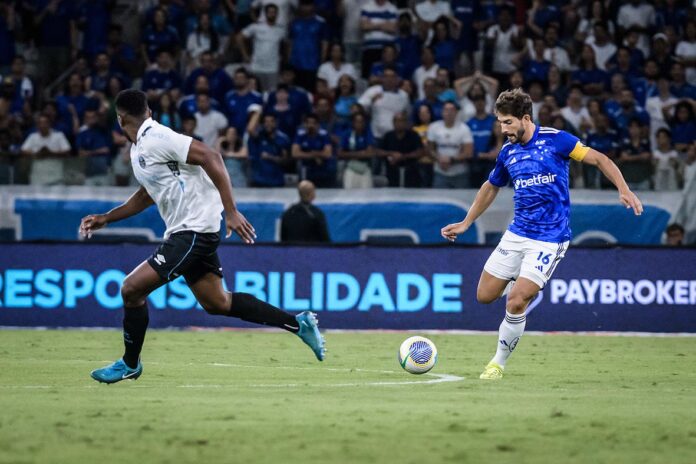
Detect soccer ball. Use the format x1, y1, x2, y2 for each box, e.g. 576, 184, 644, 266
398, 336, 437, 374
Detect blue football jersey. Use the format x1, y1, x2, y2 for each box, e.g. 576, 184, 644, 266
488, 126, 590, 243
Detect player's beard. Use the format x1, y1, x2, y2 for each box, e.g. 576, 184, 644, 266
507, 126, 526, 144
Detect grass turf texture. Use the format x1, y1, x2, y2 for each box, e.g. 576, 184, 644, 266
0, 330, 694, 464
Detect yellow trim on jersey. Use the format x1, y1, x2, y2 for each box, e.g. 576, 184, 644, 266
569, 142, 590, 161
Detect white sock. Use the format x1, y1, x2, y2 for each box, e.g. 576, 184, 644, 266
491, 311, 526, 368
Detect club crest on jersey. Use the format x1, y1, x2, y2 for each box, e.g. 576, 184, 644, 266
166, 161, 181, 177
514, 173, 557, 190
138, 155, 146, 168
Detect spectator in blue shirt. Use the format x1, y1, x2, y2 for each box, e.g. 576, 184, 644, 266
34, 0, 78, 86
607, 46, 643, 82
179, 75, 223, 119
184, 0, 232, 39
142, 50, 183, 103
292, 113, 336, 188
526, 0, 560, 38
266, 68, 314, 121
370, 44, 407, 84
670, 101, 696, 153
1, 57, 33, 118
333, 75, 359, 136
288, 0, 328, 92
76, 109, 113, 186
628, 58, 660, 107
396, 13, 422, 81
452, 0, 480, 63
106, 24, 137, 78
56, 73, 98, 138
183, 51, 233, 103
467, 94, 497, 187
85, 53, 129, 98
144, 0, 186, 36
315, 95, 338, 140
609, 89, 650, 138
431, 18, 457, 72
604, 73, 628, 119
77, 0, 112, 60
522, 38, 551, 85
669, 63, 696, 100
571, 44, 609, 97
413, 78, 444, 123
263, 84, 302, 139
223, 67, 263, 136
246, 111, 291, 187
141, 7, 180, 68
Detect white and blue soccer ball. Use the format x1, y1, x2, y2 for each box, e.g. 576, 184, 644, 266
398, 336, 437, 374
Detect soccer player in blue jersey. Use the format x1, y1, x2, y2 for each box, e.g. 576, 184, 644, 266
441, 89, 643, 380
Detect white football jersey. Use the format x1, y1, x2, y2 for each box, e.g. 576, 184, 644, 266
130, 118, 223, 239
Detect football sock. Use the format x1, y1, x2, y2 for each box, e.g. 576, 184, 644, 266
228, 292, 299, 333
491, 311, 526, 367
122, 303, 149, 369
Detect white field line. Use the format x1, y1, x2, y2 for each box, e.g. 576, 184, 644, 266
2, 326, 695, 337
0, 364, 464, 389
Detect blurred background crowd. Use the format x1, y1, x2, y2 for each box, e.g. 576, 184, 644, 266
0, 0, 694, 191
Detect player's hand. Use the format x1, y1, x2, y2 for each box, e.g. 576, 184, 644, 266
226, 210, 256, 244
441, 221, 469, 242
80, 214, 107, 239
619, 189, 643, 216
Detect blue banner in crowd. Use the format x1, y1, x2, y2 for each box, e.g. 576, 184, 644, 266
1, 244, 694, 332
0, 187, 679, 245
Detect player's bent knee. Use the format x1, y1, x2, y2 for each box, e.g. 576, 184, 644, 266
476, 289, 498, 305
506, 294, 529, 314
121, 279, 146, 307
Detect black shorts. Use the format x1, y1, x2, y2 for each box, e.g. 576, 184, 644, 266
147, 231, 223, 284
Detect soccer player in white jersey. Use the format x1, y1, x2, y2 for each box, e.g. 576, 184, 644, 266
441, 89, 643, 380
80, 90, 325, 384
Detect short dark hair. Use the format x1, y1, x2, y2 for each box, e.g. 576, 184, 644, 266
656, 128, 672, 139
235, 67, 250, 78
305, 113, 319, 122
115, 89, 148, 117
666, 223, 684, 234
264, 3, 278, 14
495, 88, 533, 119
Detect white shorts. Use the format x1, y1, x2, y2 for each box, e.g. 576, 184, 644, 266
484, 231, 569, 289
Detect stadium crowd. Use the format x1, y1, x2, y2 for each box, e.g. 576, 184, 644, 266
0, 0, 695, 190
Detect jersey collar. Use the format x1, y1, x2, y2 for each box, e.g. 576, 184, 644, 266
521, 124, 539, 148
136, 117, 154, 142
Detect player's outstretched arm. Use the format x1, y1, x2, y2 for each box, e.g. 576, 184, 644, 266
186, 139, 257, 243
581, 148, 643, 216
79, 186, 154, 239
441, 181, 500, 242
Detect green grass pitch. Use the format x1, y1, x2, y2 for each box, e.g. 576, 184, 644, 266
1, 329, 694, 464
